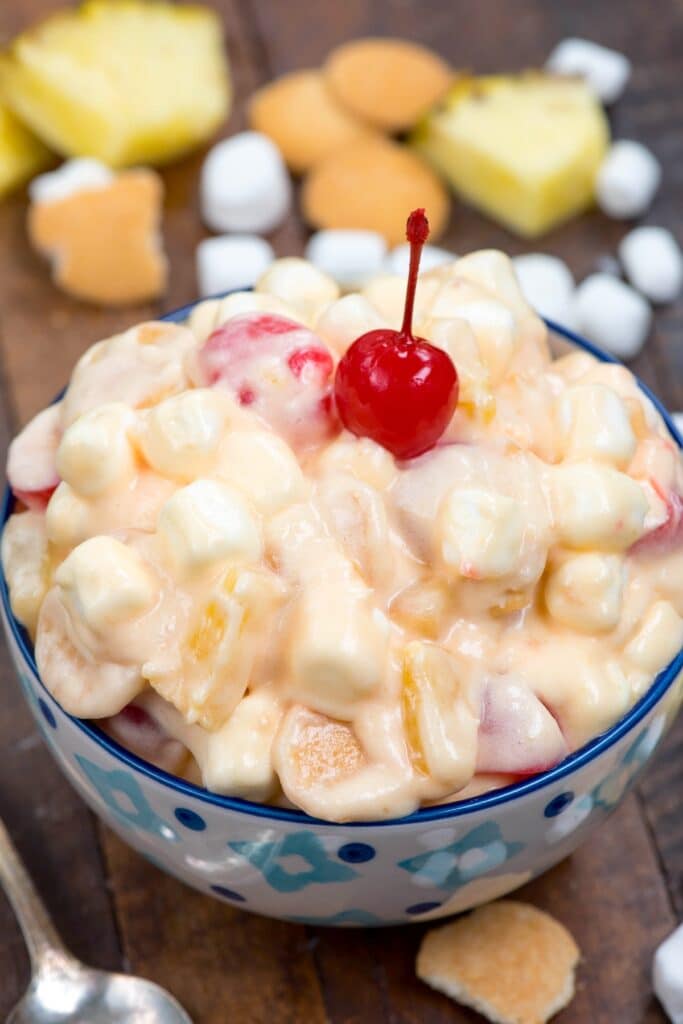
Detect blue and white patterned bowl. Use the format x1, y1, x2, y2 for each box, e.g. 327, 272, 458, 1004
2, 311, 682, 927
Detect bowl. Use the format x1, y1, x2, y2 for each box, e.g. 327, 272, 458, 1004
2, 309, 682, 928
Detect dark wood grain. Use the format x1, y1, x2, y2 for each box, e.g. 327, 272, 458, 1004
0, 0, 681, 1021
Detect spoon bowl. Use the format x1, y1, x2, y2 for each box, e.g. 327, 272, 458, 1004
0, 818, 192, 1024
8, 963, 192, 1024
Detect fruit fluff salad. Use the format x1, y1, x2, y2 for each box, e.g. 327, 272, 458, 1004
3, 245, 683, 823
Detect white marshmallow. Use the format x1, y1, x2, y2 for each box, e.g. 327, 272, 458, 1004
440, 487, 524, 580
314, 293, 387, 356
187, 298, 222, 342
512, 253, 576, 329
625, 600, 683, 675
653, 923, 683, 1024
317, 435, 398, 491
573, 273, 651, 359
305, 230, 387, 290
619, 226, 683, 305
550, 463, 648, 550
196, 235, 274, 298
443, 300, 517, 384
29, 158, 114, 205
45, 482, 91, 549
289, 588, 387, 718
596, 141, 661, 219
384, 243, 454, 276
56, 403, 136, 497
1, 512, 49, 636
556, 383, 636, 467
545, 38, 631, 104
200, 132, 291, 234
425, 318, 492, 416
672, 413, 683, 440
139, 389, 232, 481
216, 430, 305, 514
545, 553, 624, 633
158, 479, 262, 578
199, 690, 283, 800
256, 257, 339, 324
56, 537, 158, 632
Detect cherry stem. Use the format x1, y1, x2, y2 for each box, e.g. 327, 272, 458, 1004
400, 208, 430, 340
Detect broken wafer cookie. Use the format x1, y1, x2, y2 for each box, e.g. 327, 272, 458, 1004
28, 160, 167, 306
417, 900, 580, 1024
324, 37, 453, 132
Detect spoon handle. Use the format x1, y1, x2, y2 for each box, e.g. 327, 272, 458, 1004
0, 815, 70, 973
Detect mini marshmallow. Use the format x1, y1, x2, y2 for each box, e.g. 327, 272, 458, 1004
550, 463, 648, 550
314, 293, 387, 355
556, 383, 636, 467
425, 318, 493, 416
45, 482, 91, 549
573, 273, 651, 359
216, 430, 305, 513
56, 403, 136, 497
56, 536, 158, 633
198, 689, 282, 800
255, 257, 339, 324
653, 922, 683, 1024
200, 131, 291, 234
317, 434, 398, 491
158, 479, 262, 579
440, 487, 524, 580
619, 226, 683, 305
196, 234, 274, 298
139, 389, 233, 481
29, 158, 114, 205
304, 229, 387, 290
625, 600, 683, 675
1, 512, 49, 637
187, 298, 222, 342
440, 299, 517, 384
384, 242, 454, 276
545, 553, 624, 633
596, 141, 661, 219
290, 587, 387, 718
512, 253, 577, 329
545, 37, 631, 104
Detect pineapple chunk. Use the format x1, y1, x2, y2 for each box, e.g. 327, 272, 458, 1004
0, 101, 51, 197
412, 73, 609, 237
0, 1, 231, 168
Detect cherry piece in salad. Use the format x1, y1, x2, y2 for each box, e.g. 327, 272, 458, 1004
195, 312, 336, 448
334, 208, 458, 460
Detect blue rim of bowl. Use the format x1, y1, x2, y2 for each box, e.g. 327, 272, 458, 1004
2, 307, 682, 829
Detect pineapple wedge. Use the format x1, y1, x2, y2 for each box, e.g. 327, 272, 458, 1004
412, 73, 609, 237
0, 1, 231, 168
0, 101, 52, 198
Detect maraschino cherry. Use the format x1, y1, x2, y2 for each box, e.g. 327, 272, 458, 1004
334, 208, 458, 460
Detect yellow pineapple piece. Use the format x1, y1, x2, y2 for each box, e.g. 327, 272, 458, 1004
401, 641, 478, 794
0, 101, 51, 197
0, 1, 231, 168
412, 73, 609, 237
145, 567, 286, 730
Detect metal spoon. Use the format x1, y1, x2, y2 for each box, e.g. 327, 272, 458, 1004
0, 816, 192, 1023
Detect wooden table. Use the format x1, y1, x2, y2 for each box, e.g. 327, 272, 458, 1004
0, 1, 681, 1020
